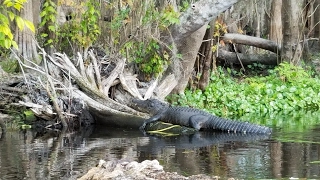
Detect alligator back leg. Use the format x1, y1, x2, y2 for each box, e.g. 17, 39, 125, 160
208, 116, 272, 134
189, 115, 211, 130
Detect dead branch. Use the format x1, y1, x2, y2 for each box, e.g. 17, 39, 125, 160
119, 72, 143, 99
155, 74, 177, 99
89, 50, 103, 91
42, 48, 68, 127
101, 58, 125, 95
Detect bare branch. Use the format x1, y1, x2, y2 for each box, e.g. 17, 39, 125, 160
89, 50, 103, 91
102, 58, 126, 95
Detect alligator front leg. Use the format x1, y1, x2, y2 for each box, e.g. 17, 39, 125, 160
139, 113, 163, 131
189, 115, 210, 130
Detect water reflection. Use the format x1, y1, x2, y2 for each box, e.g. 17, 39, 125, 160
1, 125, 320, 179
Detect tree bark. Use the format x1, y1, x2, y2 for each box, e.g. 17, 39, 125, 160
270, 0, 282, 45
168, 0, 239, 43
281, 0, 305, 63
14, 0, 40, 65
199, 20, 216, 90
171, 25, 208, 94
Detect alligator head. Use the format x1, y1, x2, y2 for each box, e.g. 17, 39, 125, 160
132, 98, 169, 115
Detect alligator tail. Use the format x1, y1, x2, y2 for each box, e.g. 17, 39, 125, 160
209, 116, 272, 134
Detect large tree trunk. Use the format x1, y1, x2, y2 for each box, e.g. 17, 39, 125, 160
199, 20, 216, 90
270, 0, 282, 46
281, 0, 305, 63
315, 0, 320, 38
14, 0, 40, 65
171, 25, 208, 94
168, 0, 239, 94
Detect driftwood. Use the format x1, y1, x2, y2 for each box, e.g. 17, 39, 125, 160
155, 74, 177, 100
49, 53, 141, 115
1, 46, 155, 129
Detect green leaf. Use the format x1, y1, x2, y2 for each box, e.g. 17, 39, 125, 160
8, 11, 15, 21
4, 38, 11, 49
13, 3, 23, 11
0, 14, 9, 25
47, 6, 56, 13
48, 25, 55, 31
41, 33, 48, 37
15, 16, 24, 30
43, 1, 48, 7
24, 20, 35, 33
0, 25, 13, 39
11, 40, 18, 49
3, 0, 11, 5
4, 1, 14, 7
40, 10, 47, 17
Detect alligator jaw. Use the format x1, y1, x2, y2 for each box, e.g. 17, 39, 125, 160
131, 99, 151, 113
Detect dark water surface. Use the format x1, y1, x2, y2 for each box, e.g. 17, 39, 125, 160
1, 118, 320, 179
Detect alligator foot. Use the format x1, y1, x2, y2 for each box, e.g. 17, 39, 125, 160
139, 122, 147, 130
139, 122, 148, 135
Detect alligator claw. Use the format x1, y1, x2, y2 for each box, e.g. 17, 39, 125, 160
139, 123, 147, 130
139, 123, 147, 135
139, 122, 147, 131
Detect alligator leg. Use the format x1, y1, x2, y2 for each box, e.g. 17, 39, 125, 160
189, 115, 210, 130
140, 113, 163, 131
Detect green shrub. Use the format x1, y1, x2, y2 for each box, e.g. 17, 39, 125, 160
172, 63, 320, 120
0, 58, 18, 73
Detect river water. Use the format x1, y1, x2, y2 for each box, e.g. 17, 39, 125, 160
1, 114, 320, 179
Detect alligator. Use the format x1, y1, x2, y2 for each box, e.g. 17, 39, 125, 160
132, 98, 272, 134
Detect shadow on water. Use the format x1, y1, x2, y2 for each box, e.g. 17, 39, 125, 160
1, 112, 320, 179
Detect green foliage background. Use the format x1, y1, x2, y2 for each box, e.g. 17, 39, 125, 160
171, 62, 320, 128
0, 0, 35, 49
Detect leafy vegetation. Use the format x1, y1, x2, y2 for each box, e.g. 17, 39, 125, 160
0, 58, 18, 73
39, 0, 57, 47
171, 63, 320, 124
115, 2, 181, 77
126, 39, 169, 76
0, 0, 35, 49
39, 0, 101, 53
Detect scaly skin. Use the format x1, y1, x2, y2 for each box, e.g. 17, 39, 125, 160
132, 99, 272, 134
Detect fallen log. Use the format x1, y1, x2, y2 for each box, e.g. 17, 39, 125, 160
217, 49, 279, 65
222, 33, 281, 54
